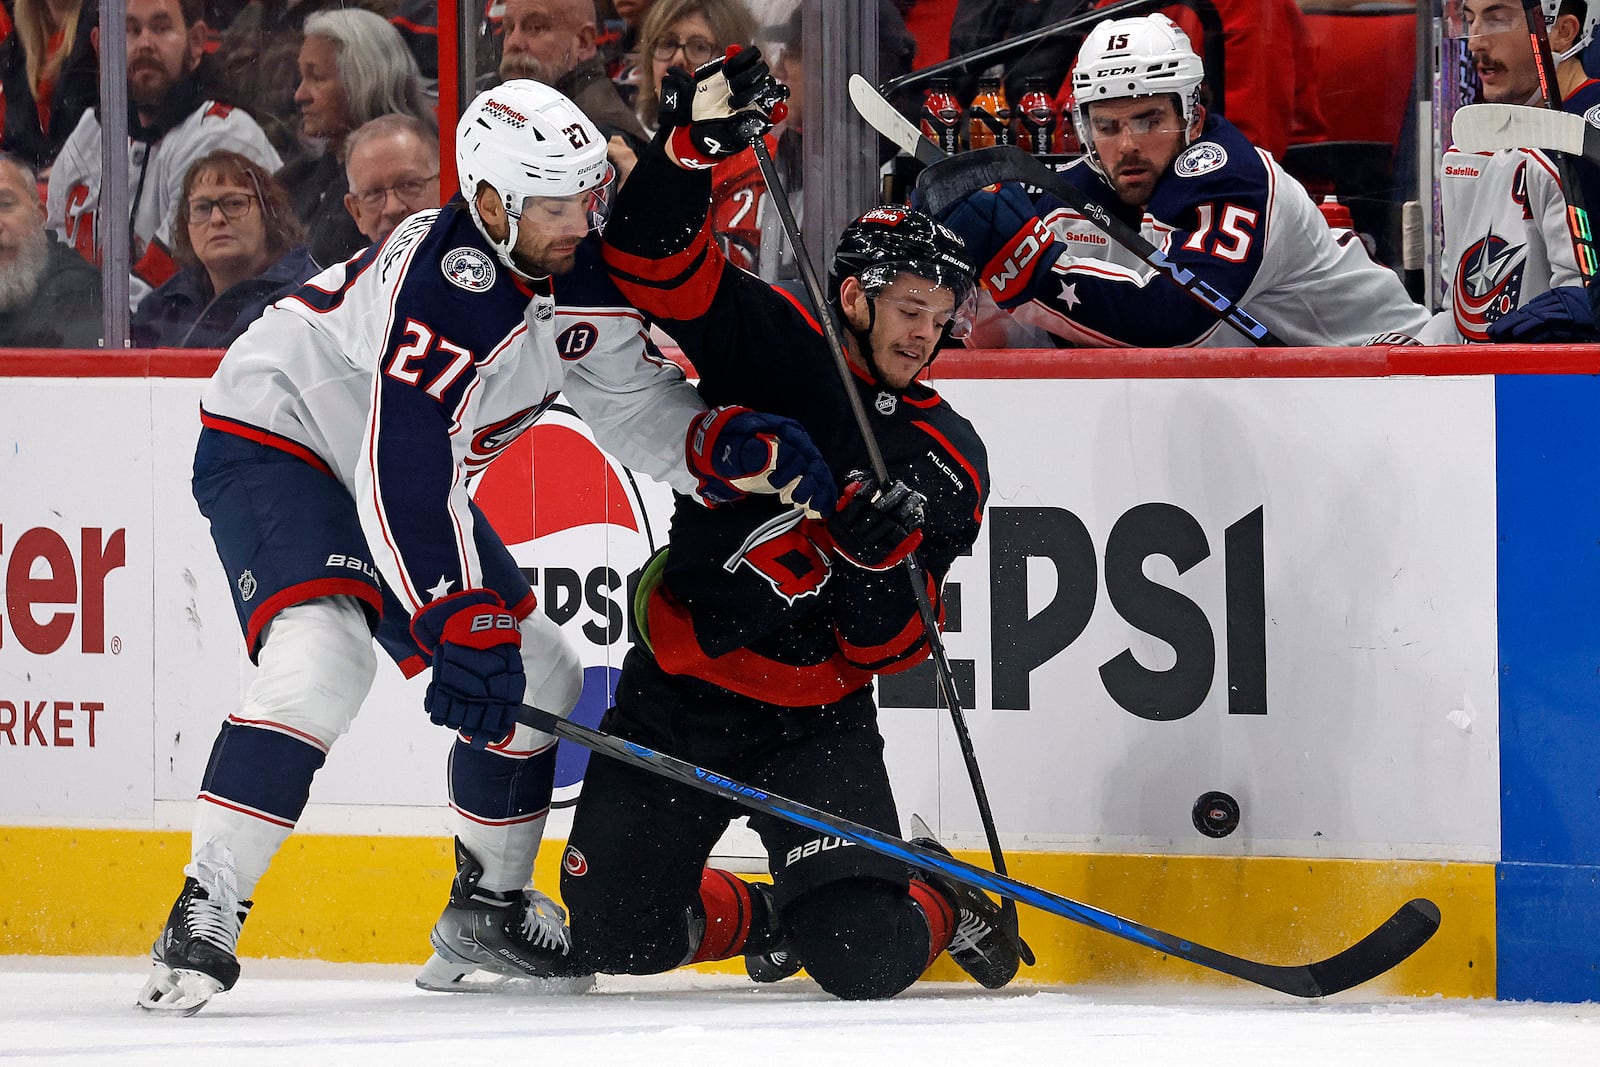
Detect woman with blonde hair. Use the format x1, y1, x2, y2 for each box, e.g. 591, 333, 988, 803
634, 0, 756, 133
0, 0, 97, 171
277, 7, 435, 267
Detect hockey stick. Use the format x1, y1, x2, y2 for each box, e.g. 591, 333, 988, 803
522, 703, 1442, 997
1452, 102, 1600, 163
847, 75, 1285, 347
1518, 0, 1600, 310
745, 134, 1029, 965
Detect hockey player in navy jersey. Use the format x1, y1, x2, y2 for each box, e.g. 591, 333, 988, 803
1421, 0, 1600, 344
538, 47, 1026, 1001
136, 79, 834, 1015
936, 14, 1430, 348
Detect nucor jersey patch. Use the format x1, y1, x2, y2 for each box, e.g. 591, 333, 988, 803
1174, 141, 1228, 178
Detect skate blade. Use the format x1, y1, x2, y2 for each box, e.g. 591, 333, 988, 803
136, 960, 225, 1016
415, 952, 595, 995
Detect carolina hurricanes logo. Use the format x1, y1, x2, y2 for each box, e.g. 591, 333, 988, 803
1453, 232, 1527, 341
722, 510, 833, 605
563, 845, 588, 876
465, 397, 557, 472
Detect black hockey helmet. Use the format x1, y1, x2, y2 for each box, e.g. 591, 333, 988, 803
828, 205, 978, 338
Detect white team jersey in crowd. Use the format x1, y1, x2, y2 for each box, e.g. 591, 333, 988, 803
1418, 81, 1600, 343
992, 115, 1430, 347
201, 206, 702, 616
46, 100, 281, 309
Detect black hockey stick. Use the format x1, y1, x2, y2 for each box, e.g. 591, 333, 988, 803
847, 75, 1286, 347
1518, 0, 1600, 316
1452, 102, 1600, 162
745, 134, 1029, 966
522, 702, 1442, 997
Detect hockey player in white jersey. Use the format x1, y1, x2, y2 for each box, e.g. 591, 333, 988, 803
935, 14, 1430, 348
135, 79, 835, 1015
46, 0, 281, 310
1420, 0, 1600, 344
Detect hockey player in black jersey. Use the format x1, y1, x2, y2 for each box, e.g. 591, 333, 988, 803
544, 46, 1023, 1000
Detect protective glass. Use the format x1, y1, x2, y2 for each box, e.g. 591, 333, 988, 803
858, 263, 977, 339
515, 165, 616, 234
353, 174, 439, 210
186, 193, 258, 224
1085, 109, 1187, 141
652, 34, 718, 67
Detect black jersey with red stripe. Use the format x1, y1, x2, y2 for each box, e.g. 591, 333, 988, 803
604, 147, 989, 708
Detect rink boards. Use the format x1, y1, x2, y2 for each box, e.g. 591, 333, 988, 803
2, 345, 1598, 1001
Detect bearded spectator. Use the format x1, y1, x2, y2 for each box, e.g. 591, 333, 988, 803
0, 151, 100, 347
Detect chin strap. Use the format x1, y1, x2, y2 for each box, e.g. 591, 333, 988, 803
465, 192, 525, 275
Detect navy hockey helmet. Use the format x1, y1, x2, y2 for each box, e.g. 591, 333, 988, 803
828, 205, 978, 338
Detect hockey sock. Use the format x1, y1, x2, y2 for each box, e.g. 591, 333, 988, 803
448, 737, 557, 892
193, 720, 328, 897
687, 868, 768, 963
907, 877, 956, 970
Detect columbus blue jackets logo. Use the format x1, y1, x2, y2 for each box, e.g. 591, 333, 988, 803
1174, 142, 1227, 178
442, 247, 496, 292
1586, 104, 1600, 129
1453, 232, 1527, 341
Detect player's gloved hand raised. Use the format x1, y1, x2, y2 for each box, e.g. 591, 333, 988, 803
410, 590, 525, 749
824, 473, 926, 570
932, 182, 1052, 304
1487, 285, 1599, 343
687, 404, 837, 518
658, 45, 789, 170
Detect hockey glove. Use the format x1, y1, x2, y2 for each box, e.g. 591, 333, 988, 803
687, 404, 838, 517
935, 182, 1053, 305
1487, 285, 1599, 343
411, 590, 525, 749
824, 473, 926, 571
658, 45, 789, 170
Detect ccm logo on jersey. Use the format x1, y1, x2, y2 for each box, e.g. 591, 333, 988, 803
1174, 142, 1228, 178
984, 217, 1056, 300
784, 836, 855, 867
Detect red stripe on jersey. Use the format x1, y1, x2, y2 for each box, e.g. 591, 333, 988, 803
225, 713, 331, 753
448, 802, 549, 826
245, 578, 382, 659
200, 409, 337, 477
602, 223, 721, 318
911, 420, 984, 524
835, 571, 940, 672
198, 792, 296, 828
773, 284, 822, 332
647, 587, 874, 706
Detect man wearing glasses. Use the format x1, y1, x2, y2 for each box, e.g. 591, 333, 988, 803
342, 114, 442, 249
936, 14, 1429, 348
499, 0, 649, 156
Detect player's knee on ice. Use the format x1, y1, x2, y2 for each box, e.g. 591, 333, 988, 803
786, 879, 931, 1001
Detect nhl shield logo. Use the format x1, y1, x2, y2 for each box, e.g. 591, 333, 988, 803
875, 391, 897, 415
237, 569, 257, 601
443, 247, 496, 292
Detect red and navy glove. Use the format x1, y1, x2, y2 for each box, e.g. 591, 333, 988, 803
1487, 286, 1599, 343
935, 182, 1054, 305
659, 45, 789, 170
824, 473, 926, 570
687, 404, 838, 517
410, 589, 524, 749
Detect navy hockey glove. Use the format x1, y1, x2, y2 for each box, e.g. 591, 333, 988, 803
659, 45, 789, 170
825, 473, 926, 570
411, 590, 525, 749
935, 182, 1053, 305
1487, 286, 1599, 343
687, 404, 838, 517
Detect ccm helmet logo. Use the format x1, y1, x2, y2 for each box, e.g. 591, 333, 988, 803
468, 613, 517, 633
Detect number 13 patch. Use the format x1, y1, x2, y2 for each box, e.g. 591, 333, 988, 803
557, 322, 600, 360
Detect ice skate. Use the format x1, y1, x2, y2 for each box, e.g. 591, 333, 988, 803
909, 816, 1033, 990
136, 850, 253, 1016
743, 881, 801, 983
416, 838, 593, 995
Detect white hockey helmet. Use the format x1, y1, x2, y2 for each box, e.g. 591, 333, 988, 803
1544, 0, 1598, 62
1070, 14, 1205, 172
455, 79, 614, 271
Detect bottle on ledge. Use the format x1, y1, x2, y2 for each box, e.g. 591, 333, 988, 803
967, 73, 1011, 150
920, 77, 964, 155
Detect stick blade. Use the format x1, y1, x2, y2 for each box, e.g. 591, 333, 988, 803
1299, 897, 1443, 997
849, 74, 943, 165
913, 145, 1040, 216
1452, 103, 1587, 155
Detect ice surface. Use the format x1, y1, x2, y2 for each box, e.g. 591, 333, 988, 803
3, 956, 1599, 1066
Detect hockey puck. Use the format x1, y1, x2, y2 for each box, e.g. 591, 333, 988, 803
1192, 791, 1241, 838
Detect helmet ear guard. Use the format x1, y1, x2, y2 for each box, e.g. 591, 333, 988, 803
1070, 13, 1206, 175
455, 79, 613, 272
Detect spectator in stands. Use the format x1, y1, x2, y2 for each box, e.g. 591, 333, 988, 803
132, 149, 314, 348
635, 0, 757, 133
934, 14, 1429, 347
0, 0, 99, 173
499, 0, 650, 156
604, 0, 658, 104
1421, 0, 1600, 343
46, 0, 282, 310
278, 8, 432, 269
342, 113, 440, 248
0, 150, 100, 347
213, 1, 390, 161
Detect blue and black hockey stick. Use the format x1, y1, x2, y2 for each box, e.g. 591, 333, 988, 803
522, 703, 1441, 998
